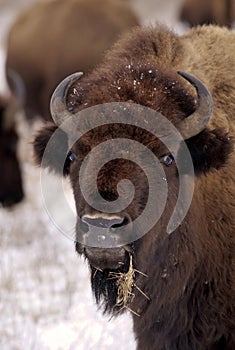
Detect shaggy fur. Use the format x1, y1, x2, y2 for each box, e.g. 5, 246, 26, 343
6, 0, 139, 120
180, 0, 235, 28
33, 25, 235, 350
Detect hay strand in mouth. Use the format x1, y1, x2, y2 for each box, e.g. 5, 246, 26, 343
108, 255, 149, 316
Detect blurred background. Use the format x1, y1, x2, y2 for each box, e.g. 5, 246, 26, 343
0, 1, 234, 349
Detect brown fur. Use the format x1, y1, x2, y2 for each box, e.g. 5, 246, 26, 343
33, 25, 235, 349
180, 0, 235, 28
6, 0, 139, 120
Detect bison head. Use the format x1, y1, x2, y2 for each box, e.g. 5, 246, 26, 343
33, 66, 232, 314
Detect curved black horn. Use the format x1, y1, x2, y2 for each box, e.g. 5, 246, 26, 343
7, 69, 25, 103
50, 72, 83, 125
176, 71, 213, 139
2, 70, 25, 130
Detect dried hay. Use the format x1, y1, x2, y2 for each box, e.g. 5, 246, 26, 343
108, 255, 150, 316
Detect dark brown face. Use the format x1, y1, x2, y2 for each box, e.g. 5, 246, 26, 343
64, 119, 179, 270
63, 119, 180, 314
0, 112, 24, 207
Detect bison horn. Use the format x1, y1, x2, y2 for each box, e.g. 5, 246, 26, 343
7, 69, 25, 103
2, 70, 25, 130
50, 70, 213, 137
50, 72, 83, 125
176, 71, 213, 139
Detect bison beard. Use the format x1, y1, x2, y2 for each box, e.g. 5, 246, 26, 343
76, 239, 150, 317
75, 235, 148, 316
86, 248, 133, 314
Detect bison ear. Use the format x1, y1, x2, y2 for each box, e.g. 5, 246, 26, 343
185, 128, 233, 175
33, 123, 69, 175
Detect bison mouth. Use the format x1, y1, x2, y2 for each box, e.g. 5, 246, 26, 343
84, 246, 130, 270
76, 242, 137, 314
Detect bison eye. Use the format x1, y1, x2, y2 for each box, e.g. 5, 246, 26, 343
63, 151, 77, 175
68, 152, 77, 163
160, 154, 174, 166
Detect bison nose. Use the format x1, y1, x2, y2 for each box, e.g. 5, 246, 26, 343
77, 214, 132, 247
81, 215, 126, 230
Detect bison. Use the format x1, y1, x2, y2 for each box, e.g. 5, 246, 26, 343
33, 24, 235, 349
180, 0, 235, 28
6, 0, 139, 121
0, 69, 24, 207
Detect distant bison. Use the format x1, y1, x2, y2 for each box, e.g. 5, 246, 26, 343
0, 70, 24, 207
34, 25, 235, 349
6, 0, 139, 120
180, 0, 235, 27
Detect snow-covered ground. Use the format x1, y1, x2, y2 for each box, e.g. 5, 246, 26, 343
0, 1, 185, 349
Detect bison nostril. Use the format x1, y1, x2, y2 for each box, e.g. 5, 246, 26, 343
81, 215, 127, 230
111, 216, 129, 230
0, 191, 24, 208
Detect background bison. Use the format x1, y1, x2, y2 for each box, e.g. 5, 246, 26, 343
6, 0, 139, 120
0, 69, 24, 207
180, 0, 235, 27
34, 24, 235, 349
